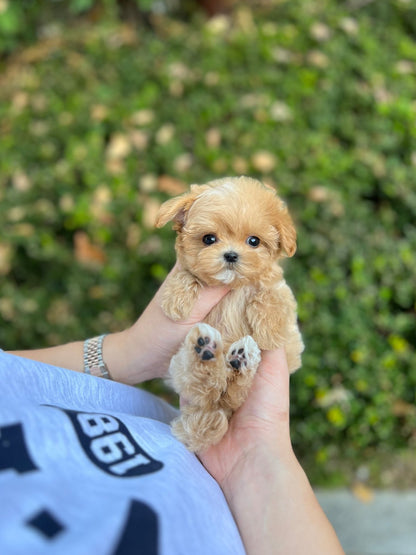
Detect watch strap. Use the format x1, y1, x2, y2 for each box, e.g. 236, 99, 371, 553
83, 334, 112, 379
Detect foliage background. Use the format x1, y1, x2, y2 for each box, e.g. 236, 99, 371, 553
1, 0, 415, 486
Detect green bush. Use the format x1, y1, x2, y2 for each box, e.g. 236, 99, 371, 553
1, 0, 415, 484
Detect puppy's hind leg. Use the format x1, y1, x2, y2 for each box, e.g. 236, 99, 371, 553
169, 323, 229, 451
221, 336, 261, 412
172, 323, 228, 401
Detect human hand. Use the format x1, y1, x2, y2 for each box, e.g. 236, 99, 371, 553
7, 264, 229, 386
199, 349, 345, 555
107, 264, 229, 384
198, 348, 294, 490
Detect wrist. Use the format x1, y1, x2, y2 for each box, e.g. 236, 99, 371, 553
221, 449, 311, 555
104, 325, 170, 385
221, 445, 299, 504
101, 329, 146, 385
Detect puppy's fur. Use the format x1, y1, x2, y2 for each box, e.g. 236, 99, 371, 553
156, 176, 304, 452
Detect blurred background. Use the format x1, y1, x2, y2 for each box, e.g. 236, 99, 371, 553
0, 0, 415, 489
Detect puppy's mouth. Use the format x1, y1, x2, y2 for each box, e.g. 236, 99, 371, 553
214, 262, 242, 285
215, 269, 237, 284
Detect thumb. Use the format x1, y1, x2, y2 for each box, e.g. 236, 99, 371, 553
235, 348, 291, 437
255, 348, 290, 417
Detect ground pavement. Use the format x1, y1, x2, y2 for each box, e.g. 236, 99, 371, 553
316, 489, 416, 555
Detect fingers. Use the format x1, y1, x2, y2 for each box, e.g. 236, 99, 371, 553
126, 271, 229, 383
155, 263, 229, 325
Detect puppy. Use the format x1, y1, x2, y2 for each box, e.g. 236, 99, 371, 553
155, 176, 304, 452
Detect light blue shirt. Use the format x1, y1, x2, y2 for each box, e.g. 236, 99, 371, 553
0, 351, 245, 555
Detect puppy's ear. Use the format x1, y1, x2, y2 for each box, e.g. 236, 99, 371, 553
275, 201, 297, 257
155, 184, 210, 230
155, 194, 194, 230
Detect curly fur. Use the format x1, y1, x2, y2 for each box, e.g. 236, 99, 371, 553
156, 176, 304, 452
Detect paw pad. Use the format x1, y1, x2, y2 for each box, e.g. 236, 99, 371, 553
227, 336, 261, 374
229, 348, 246, 370
195, 336, 217, 361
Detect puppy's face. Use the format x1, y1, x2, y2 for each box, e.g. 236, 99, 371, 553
156, 177, 296, 287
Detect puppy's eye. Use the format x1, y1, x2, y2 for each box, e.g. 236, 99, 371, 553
202, 234, 217, 246
247, 236, 260, 248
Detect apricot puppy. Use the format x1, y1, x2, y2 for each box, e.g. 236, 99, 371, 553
156, 176, 304, 452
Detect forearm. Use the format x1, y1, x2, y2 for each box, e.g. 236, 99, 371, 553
7, 281, 229, 385
7, 329, 153, 385
9, 341, 85, 373
223, 450, 344, 555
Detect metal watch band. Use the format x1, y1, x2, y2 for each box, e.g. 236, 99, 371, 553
83, 334, 112, 379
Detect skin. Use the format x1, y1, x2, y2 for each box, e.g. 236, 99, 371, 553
9, 265, 229, 385
200, 349, 344, 555
9, 266, 344, 555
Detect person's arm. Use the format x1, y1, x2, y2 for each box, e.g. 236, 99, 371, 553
199, 349, 345, 555
8, 266, 229, 385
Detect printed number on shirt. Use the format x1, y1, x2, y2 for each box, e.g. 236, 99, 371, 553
53, 408, 164, 478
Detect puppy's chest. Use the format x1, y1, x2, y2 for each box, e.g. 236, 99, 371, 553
203, 287, 254, 348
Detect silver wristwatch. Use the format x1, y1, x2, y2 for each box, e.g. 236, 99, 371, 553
83, 334, 112, 379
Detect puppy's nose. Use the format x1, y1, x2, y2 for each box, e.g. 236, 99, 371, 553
224, 251, 239, 263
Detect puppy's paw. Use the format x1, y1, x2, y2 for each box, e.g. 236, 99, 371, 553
160, 270, 201, 321
161, 293, 194, 321
187, 323, 223, 362
221, 337, 261, 413
226, 336, 261, 375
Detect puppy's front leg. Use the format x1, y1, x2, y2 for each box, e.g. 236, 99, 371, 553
160, 268, 201, 321
247, 282, 297, 351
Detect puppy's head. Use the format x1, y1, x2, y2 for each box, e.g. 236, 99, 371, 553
155, 176, 297, 287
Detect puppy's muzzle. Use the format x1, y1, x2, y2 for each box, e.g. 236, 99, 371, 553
223, 251, 239, 264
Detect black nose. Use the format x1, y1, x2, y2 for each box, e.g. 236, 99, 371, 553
224, 251, 239, 263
